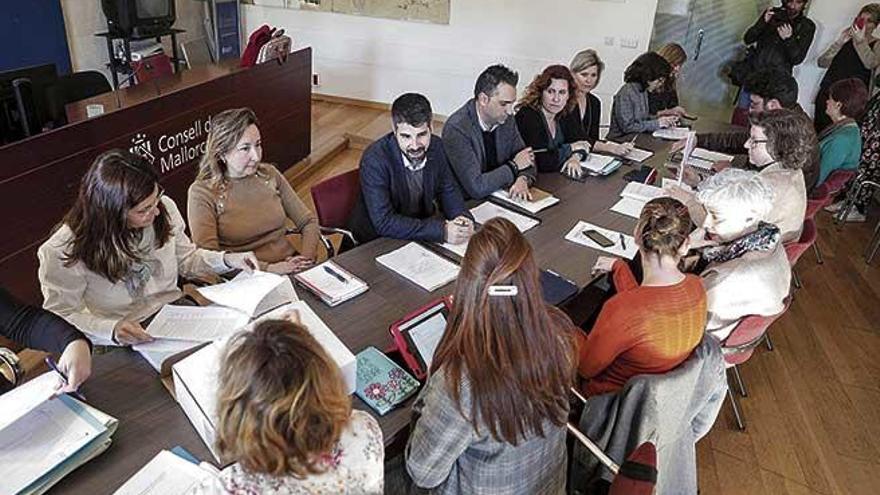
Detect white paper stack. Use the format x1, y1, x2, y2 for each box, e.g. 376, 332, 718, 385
112, 450, 212, 495
652, 127, 691, 140
620, 182, 666, 203
687, 147, 735, 171
197, 271, 296, 317
580, 154, 621, 175
377, 242, 460, 291
437, 202, 539, 258
0, 373, 118, 495
564, 220, 639, 259
294, 261, 369, 307
621, 146, 654, 162
490, 187, 560, 214
173, 301, 356, 462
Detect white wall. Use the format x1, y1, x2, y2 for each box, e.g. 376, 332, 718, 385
61, 0, 206, 82
796, 0, 874, 116
242, 0, 660, 117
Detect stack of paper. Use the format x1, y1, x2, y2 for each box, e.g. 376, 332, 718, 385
0, 373, 118, 495
564, 221, 639, 259
112, 450, 211, 495
580, 154, 622, 175
687, 147, 734, 171
652, 127, 690, 140
621, 146, 654, 162
173, 301, 356, 462
144, 305, 250, 343
437, 202, 540, 258
197, 271, 297, 317
294, 261, 369, 307
490, 187, 560, 214
377, 242, 460, 291
610, 182, 669, 219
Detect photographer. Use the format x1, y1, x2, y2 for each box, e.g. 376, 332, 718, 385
738, 1, 816, 80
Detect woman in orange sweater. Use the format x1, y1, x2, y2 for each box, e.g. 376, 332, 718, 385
577, 197, 706, 395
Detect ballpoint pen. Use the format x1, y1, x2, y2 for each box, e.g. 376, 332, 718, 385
619, 233, 627, 250
324, 265, 349, 284
44, 356, 87, 402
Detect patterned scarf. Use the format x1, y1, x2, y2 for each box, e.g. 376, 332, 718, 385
122, 231, 163, 297
701, 222, 781, 264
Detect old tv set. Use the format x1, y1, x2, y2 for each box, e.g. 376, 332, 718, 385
102, 0, 176, 37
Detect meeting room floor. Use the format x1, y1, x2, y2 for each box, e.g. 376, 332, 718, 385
296, 99, 880, 495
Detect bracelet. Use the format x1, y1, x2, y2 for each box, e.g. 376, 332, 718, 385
573, 149, 588, 161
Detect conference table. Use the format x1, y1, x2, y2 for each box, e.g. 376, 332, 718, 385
52, 124, 727, 494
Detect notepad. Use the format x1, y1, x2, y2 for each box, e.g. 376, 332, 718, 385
376, 242, 460, 291
196, 271, 295, 317
145, 305, 250, 342
580, 154, 622, 175
0, 377, 117, 495
112, 450, 211, 495
470, 201, 539, 232
621, 146, 654, 162
652, 127, 690, 140
490, 187, 560, 214
294, 261, 369, 307
620, 182, 665, 203
610, 197, 646, 219
564, 221, 639, 259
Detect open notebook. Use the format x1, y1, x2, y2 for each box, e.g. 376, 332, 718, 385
0, 372, 118, 495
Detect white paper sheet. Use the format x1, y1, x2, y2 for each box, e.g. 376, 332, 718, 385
580, 154, 618, 173
436, 241, 468, 258
0, 372, 59, 431
133, 338, 203, 354
691, 147, 734, 163
490, 189, 560, 214
620, 182, 666, 203
376, 243, 460, 291
253, 277, 298, 316
196, 271, 285, 317
0, 397, 106, 494
112, 450, 211, 495
564, 221, 639, 259
622, 146, 654, 162
652, 127, 691, 140
145, 305, 249, 342
661, 178, 693, 192
470, 202, 539, 232
610, 197, 646, 219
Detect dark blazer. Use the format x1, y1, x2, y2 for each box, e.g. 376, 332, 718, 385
560, 93, 601, 146
515, 105, 574, 173
347, 133, 469, 244
442, 98, 535, 199
1, 287, 87, 352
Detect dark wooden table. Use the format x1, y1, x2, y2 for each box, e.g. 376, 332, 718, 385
51, 129, 704, 494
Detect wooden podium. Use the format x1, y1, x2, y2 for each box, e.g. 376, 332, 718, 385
0, 48, 312, 304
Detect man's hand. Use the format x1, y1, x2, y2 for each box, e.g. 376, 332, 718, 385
113, 319, 152, 345
841, 26, 854, 41
445, 216, 474, 245
571, 141, 592, 153
763, 8, 774, 23
512, 147, 535, 170
56, 339, 92, 393
508, 176, 532, 201
778, 23, 793, 40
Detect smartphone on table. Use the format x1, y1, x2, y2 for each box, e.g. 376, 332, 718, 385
582, 229, 615, 248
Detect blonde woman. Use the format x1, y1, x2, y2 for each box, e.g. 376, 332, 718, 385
188, 108, 321, 274
651, 42, 689, 118
189, 317, 384, 494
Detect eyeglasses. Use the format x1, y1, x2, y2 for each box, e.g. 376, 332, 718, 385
745, 138, 768, 148
131, 185, 165, 217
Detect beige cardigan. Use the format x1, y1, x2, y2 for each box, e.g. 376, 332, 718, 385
38, 197, 228, 345
702, 243, 791, 341
187, 165, 320, 269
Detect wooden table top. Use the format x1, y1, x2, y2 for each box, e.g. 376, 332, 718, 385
51, 127, 717, 493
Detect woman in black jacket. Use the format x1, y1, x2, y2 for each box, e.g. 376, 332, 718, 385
0, 288, 91, 393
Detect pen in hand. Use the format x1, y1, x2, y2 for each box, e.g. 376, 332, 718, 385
44, 356, 86, 402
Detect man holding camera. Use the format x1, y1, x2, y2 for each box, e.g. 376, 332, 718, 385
741, 0, 816, 77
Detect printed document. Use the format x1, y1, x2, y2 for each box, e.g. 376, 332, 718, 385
377, 243, 460, 291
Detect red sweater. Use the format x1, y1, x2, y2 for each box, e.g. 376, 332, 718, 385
577, 260, 706, 396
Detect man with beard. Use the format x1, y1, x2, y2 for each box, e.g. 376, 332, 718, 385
348, 93, 473, 244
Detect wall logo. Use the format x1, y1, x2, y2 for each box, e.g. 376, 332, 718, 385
126, 116, 212, 173
129, 133, 156, 164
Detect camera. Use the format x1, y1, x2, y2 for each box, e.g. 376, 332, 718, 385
769, 6, 791, 27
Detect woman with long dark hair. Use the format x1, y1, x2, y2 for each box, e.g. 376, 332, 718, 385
608, 52, 679, 139
38, 150, 257, 346
406, 217, 575, 494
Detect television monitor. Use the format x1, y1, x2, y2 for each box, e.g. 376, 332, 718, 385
0, 63, 57, 145
101, 0, 176, 37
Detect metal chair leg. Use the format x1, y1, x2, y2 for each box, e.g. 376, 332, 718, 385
727, 385, 746, 431
792, 268, 802, 289
732, 364, 748, 397
764, 332, 774, 351
813, 242, 824, 265
866, 219, 880, 264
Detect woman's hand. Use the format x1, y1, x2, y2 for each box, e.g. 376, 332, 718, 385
56, 339, 92, 393
853, 24, 867, 43
612, 141, 635, 156
658, 116, 679, 128
223, 251, 260, 272
267, 256, 314, 274
591, 256, 617, 276
688, 227, 719, 250
571, 141, 592, 153
508, 176, 532, 201
562, 157, 583, 180
113, 319, 152, 345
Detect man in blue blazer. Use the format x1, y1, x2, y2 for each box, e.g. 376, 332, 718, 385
348, 93, 473, 244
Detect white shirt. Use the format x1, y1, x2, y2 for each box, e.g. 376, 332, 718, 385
37, 196, 228, 345
401, 153, 426, 172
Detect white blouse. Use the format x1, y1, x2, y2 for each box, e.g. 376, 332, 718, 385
188, 410, 384, 495
37, 196, 228, 345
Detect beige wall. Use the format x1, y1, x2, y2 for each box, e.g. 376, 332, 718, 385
61, 0, 206, 83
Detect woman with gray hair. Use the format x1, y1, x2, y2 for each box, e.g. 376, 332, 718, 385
694, 171, 791, 340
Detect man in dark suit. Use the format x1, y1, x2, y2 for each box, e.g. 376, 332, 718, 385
348, 93, 473, 244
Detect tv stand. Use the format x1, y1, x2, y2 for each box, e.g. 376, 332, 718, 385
96, 28, 185, 89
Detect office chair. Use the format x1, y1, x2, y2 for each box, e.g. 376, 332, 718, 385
310, 169, 360, 256
45, 71, 111, 127
12, 78, 40, 137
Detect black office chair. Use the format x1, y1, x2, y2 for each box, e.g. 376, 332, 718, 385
45, 71, 111, 127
